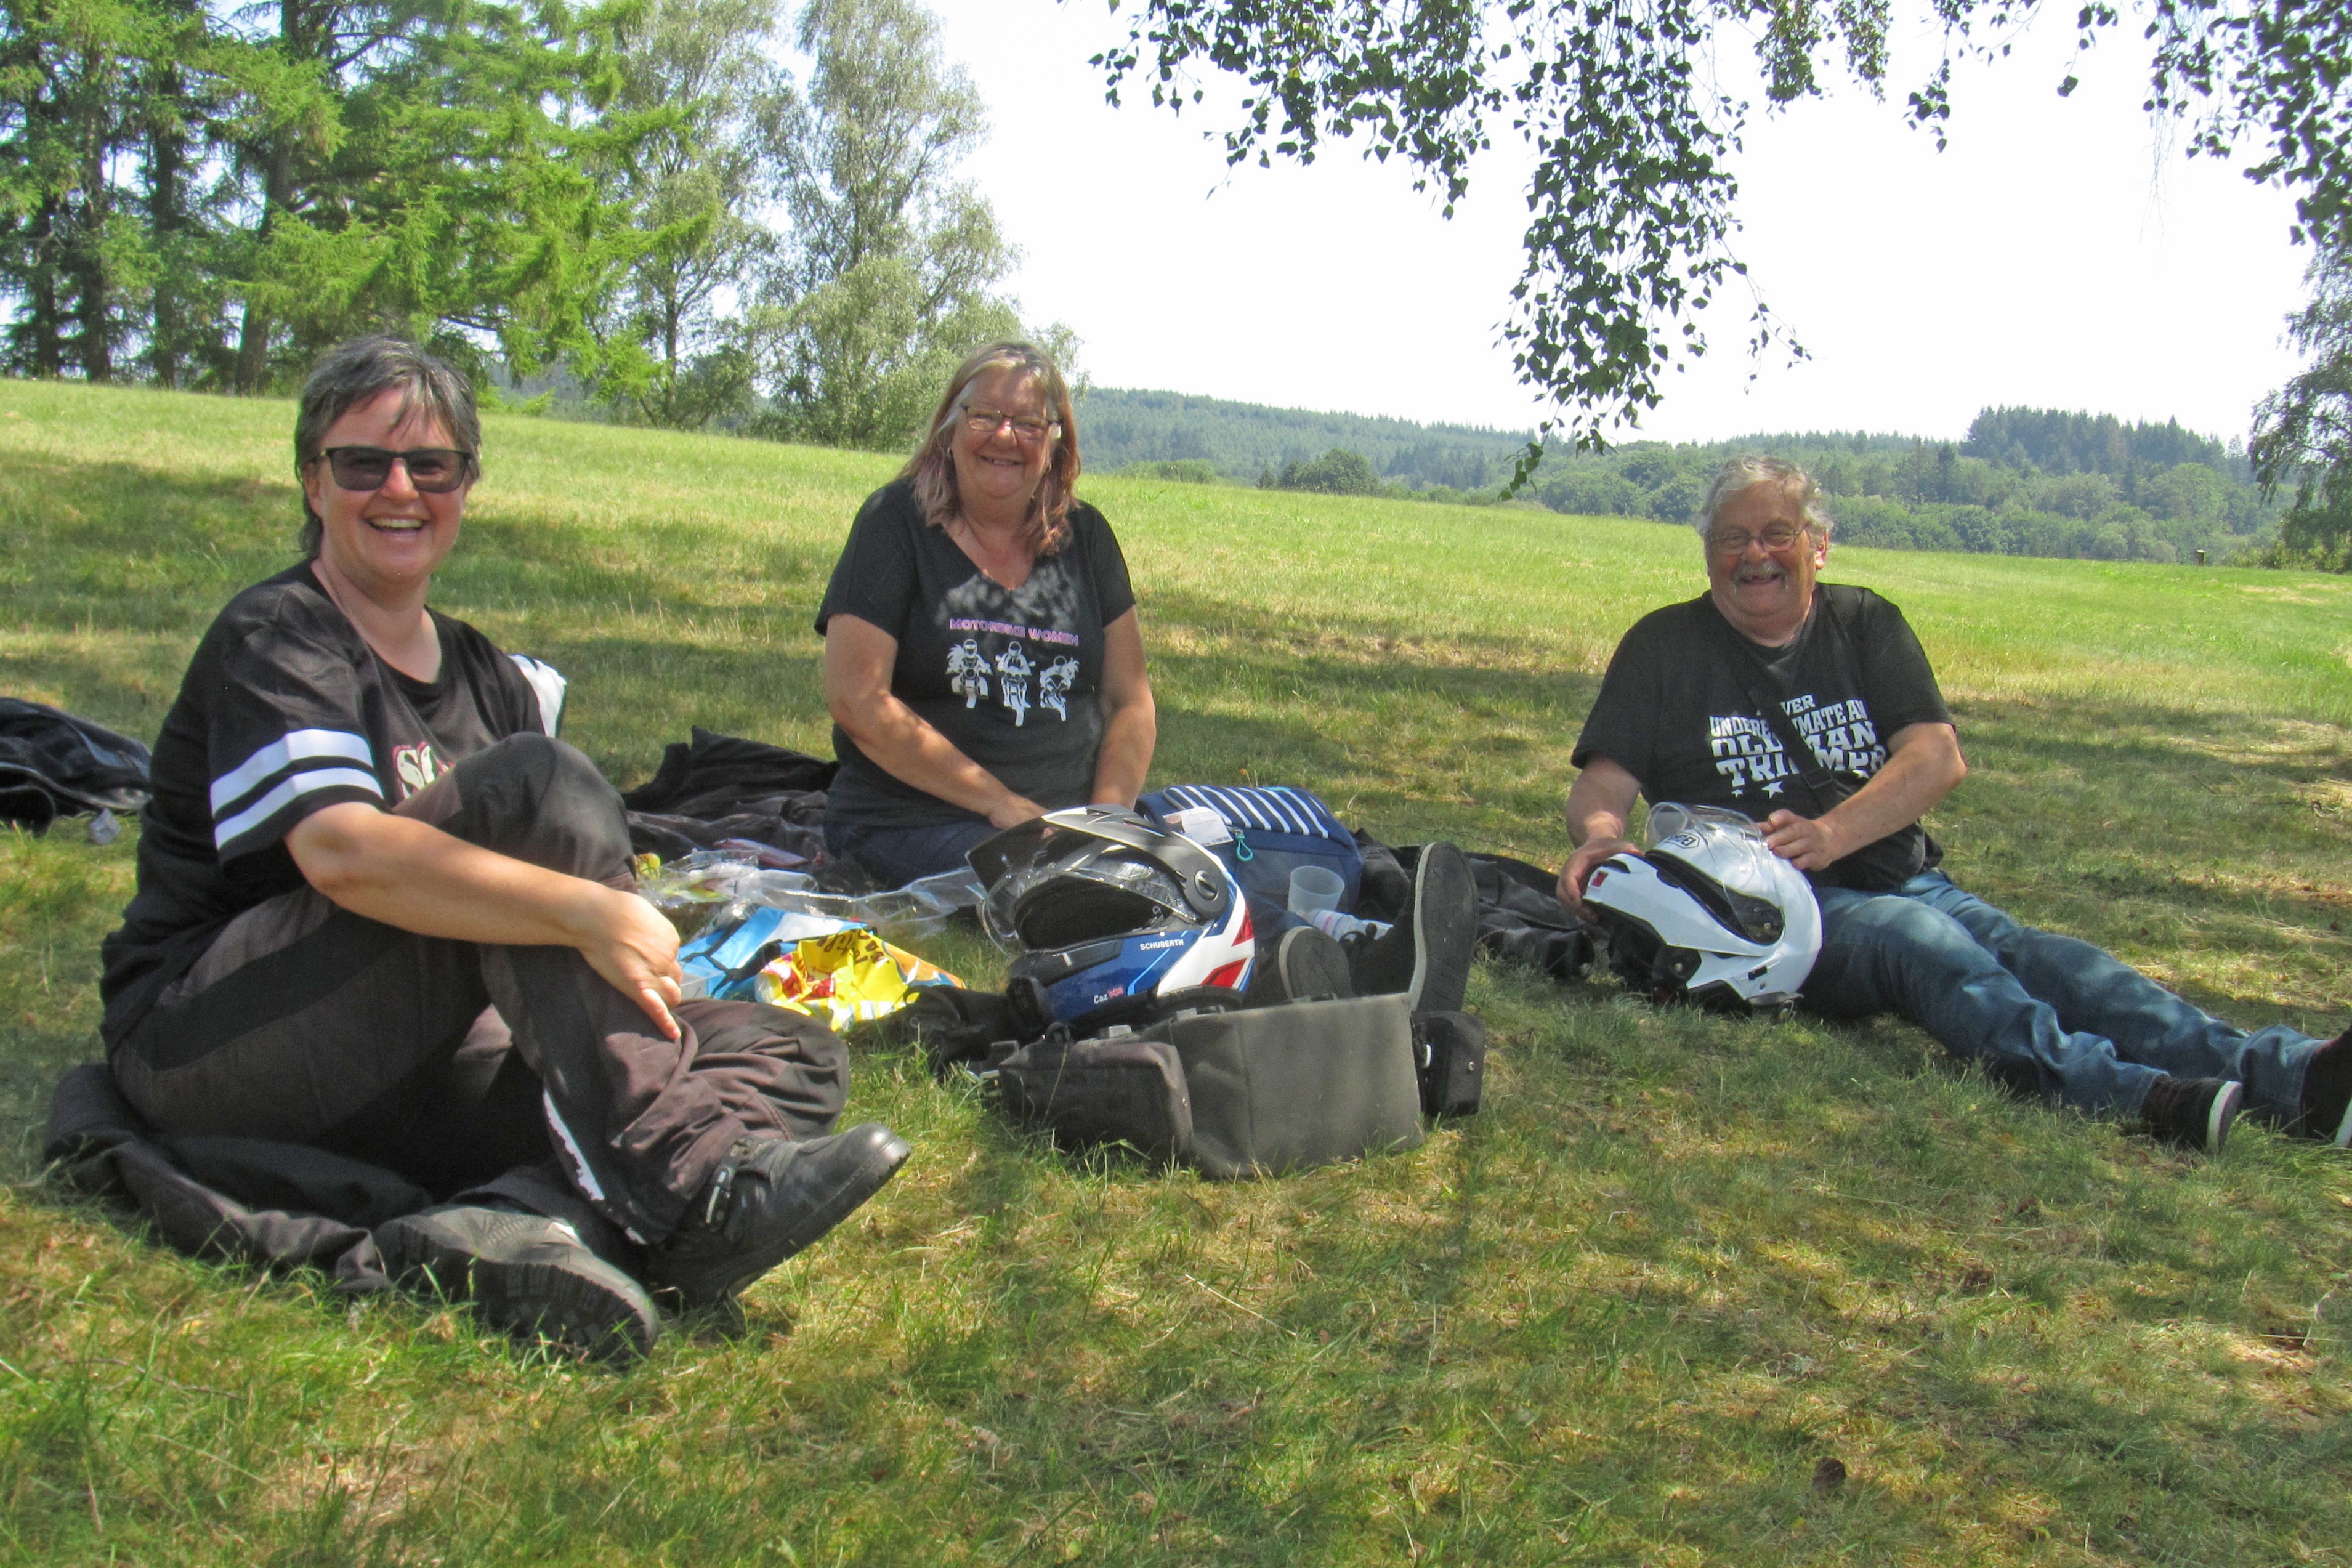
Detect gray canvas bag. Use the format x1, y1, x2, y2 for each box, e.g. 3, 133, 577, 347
1142, 993, 1425, 1179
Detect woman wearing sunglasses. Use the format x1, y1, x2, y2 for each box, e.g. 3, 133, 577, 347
94, 337, 908, 1360
817, 340, 1156, 887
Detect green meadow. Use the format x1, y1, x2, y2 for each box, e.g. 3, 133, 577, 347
2, 378, 2349, 1566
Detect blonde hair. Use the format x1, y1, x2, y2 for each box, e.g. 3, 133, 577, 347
900, 341, 1080, 554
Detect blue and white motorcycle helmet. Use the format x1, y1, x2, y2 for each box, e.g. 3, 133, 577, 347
1582, 802, 1822, 1013
968, 806, 1255, 1030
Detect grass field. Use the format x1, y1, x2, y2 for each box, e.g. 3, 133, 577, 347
2, 379, 2350, 1566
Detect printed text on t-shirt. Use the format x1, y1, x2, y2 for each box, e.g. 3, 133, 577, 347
946, 616, 1081, 647
1708, 695, 1885, 798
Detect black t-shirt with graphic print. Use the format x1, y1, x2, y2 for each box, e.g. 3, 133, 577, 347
1572, 583, 1955, 892
815, 479, 1137, 829
99, 564, 550, 1044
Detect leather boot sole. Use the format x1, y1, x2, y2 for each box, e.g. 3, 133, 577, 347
378, 1206, 661, 1363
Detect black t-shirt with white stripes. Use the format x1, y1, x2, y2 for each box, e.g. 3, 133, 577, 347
99, 564, 555, 1045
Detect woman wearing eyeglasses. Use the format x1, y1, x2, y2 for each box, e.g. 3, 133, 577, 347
817, 341, 1156, 887
93, 337, 908, 1360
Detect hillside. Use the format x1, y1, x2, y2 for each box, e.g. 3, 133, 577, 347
1077, 386, 2278, 565
1076, 385, 1536, 491
3, 380, 2349, 1566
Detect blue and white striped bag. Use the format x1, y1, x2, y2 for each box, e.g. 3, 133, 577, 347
1139, 784, 1364, 913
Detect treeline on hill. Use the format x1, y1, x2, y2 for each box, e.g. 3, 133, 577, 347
1099, 392, 2282, 565
1533, 409, 2277, 564
1083, 388, 1533, 493
0, 0, 1061, 448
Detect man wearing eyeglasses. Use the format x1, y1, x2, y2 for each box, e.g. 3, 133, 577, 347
93, 337, 908, 1360
1553, 456, 2350, 1155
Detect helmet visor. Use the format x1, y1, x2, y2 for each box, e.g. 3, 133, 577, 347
980, 836, 1194, 951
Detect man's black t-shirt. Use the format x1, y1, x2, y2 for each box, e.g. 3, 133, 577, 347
815, 479, 1137, 828
100, 564, 554, 1043
1572, 584, 1955, 892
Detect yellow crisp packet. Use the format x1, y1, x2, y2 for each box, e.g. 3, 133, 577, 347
751, 928, 962, 1030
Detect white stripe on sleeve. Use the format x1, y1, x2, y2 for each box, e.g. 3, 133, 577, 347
212, 766, 383, 849
508, 655, 567, 736
209, 729, 376, 815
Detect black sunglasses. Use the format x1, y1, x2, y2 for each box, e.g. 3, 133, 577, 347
313, 445, 475, 494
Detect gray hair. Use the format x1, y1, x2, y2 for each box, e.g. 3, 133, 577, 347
293, 337, 480, 559
1694, 455, 1832, 543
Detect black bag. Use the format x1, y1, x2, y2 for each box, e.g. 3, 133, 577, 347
0, 698, 152, 832
1150, 993, 1425, 1179
994, 1029, 1194, 1165
1413, 1011, 1487, 1119
897, 985, 1038, 1077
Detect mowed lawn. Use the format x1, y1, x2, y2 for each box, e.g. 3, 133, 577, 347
2, 379, 2350, 1566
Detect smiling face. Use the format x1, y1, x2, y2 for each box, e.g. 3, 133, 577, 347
1705, 480, 1829, 646
948, 366, 1055, 520
300, 388, 469, 604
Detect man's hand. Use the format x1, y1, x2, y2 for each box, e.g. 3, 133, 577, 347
1560, 755, 1646, 915
1558, 835, 1641, 913
571, 885, 687, 1041
1761, 809, 1848, 871
1758, 723, 1966, 873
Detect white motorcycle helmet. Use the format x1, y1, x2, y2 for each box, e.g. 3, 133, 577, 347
1582, 802, 1821, 1013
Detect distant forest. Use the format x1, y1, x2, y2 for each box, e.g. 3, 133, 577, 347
1081, 389, 2279, 565
1080, 388, 1531, 493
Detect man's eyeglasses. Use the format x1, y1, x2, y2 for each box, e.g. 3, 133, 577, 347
963, 407, 1057, 444
312, 445, 475, 494
1707, 523, 1808, 556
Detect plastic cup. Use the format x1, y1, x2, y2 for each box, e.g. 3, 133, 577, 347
1288, 864, 1346, 919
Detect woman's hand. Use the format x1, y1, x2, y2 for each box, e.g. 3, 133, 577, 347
825, 613, 1049, 824
988, 795, 1047, 829
567, 884, 685, 1040
288, 802, 685, 1039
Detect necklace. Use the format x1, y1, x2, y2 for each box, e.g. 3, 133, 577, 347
950, 514, 1033, 589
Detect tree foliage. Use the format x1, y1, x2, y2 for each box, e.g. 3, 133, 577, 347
1094, 0, 2352, 452
1268, 445, 1386, 495
2251, 238, 2352, 567
751, 0, 1021, 448
587, 0, 791, 427
0, 0, 1045, 440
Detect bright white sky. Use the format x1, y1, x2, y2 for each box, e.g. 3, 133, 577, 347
930, 0, 2313, 447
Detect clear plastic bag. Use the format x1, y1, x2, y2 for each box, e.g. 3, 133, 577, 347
639, 850, 982, 944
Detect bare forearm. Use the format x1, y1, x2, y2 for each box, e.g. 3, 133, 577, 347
289, 801, 684, 1037
1089, 696, 1155, 807
839, 695, 1037, 822
1559, 756, 1646, 910
1819, 748, 1957, 848
1763, 723, 1965, 870
292, 808, 606, 945
1566, 770, 1636, 847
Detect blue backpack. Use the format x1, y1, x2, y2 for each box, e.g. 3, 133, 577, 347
1138, 784, 1364, 913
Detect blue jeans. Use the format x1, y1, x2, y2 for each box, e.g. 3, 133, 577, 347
824, 818, 1000, 889
1806, 870, 2322, 1120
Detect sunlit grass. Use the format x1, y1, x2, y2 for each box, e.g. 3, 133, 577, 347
1, 380, 2348, 1565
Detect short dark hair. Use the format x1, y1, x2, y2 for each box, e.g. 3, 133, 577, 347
293, 337, 480, 558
